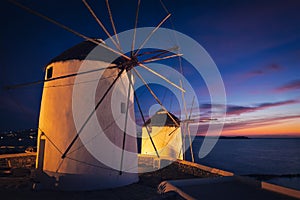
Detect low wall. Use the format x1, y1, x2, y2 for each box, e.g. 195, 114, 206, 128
2, 153, 233, 177
138, 154, 234, 178
0, 153, 36, 169
177, 159, 234, 177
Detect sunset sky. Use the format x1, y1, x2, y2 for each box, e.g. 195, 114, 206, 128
0, 0, 299, 137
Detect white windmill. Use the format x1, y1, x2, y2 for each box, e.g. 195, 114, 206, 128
7, 0, 189, 190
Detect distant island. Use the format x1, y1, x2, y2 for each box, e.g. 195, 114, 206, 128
219, 136, 250, 139
195, 136, 250, 139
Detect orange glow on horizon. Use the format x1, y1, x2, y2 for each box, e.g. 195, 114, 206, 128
221, 118, 300, 137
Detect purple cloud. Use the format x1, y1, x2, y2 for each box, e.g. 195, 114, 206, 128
244, 64, 284, 78
186, 100, 298, 119
266, 64, 283, 71
275, 79, 300, 92
227, 99, 298, 115
223, 114, 300, 131
191, 114, 300, 135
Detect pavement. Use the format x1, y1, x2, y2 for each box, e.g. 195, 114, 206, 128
158, 176, 300, 200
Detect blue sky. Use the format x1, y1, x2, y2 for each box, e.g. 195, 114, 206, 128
0, 0, 299, 136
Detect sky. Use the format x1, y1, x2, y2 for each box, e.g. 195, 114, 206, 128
0, 0, 299, 137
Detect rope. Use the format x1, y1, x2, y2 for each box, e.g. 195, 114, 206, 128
38, 128, 63, 155
5, 65, 118, 90
43, 74, 117, 89
159, 0, 170, 14
55, 159, 64, 173
61, 68, 126, 159
66, 73, 135, 156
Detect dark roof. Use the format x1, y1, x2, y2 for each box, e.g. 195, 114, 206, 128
47, 39, 124, 66
144, 109, 180, 127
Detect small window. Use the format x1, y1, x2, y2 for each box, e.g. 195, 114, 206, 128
121, 102, 126, 113
46, 66, 53, 79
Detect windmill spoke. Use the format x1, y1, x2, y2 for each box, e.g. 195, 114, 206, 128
133, 68, 180, 127
187, 96, 195, 162
187, 125, 194, 162
134, 13, 171, 56
142, 53, 183, 63
182, 123, 186, 160
139, 50, 174, 62
168, 126, 179, 136
4, 64, 118, 90
180, 80, 187, 159
119, 71, 133, 175
8, 0, 129, 61
180, 80, 188, 119
82, 0, 121, 51
188, 96, 195, 120
61, 68, 126, 159
131, 0, 141, 56
136, 46, 179, 57
137, 63, 185, 93
105, 0, 122, 51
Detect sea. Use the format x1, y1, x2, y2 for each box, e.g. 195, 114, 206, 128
185, 137, 300, 190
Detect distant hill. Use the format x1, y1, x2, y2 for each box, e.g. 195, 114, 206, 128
220, 136, 250, 139
195, 135, 250, 139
